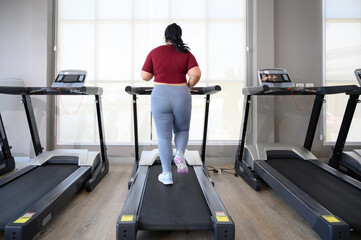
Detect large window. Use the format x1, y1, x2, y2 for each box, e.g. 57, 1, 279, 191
324, 0, 361, 142
56, 0, 247, 145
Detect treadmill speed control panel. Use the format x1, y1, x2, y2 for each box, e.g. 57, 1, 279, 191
52, 70, 87, 88
258, 68, 294, 88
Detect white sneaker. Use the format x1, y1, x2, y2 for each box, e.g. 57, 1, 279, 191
158, 172, 173, 185
174, 151, 188, 174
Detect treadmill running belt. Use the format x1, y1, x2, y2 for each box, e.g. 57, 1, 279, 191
139, 164, 212, 231
0, 164, 79, 230
267, 158, 361, 230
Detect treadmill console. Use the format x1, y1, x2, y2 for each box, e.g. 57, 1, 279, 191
355, 69, 361, 86
52, 70, 87, 87
258, 68, 294, 88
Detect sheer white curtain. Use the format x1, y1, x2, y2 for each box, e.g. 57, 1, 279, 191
324, 0, 361, 142
56, 0, 247, 145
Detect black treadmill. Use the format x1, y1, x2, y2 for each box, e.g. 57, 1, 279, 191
0, 86, 109, 240
0, 112, 15, 175
234, 83, 361, 240
116, 86, 234, 240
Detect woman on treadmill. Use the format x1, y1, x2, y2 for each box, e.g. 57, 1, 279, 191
141, 23, 201, 185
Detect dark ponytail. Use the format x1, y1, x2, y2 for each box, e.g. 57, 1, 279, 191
165, 23, 190, 53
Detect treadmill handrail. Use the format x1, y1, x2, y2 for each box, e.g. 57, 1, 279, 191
242, 85, 269, 95
315, 85, 358, 95
242, 85, 358, 96
0, 86, 103, 95
125, 85, 221, 95
346, 87, 361, 95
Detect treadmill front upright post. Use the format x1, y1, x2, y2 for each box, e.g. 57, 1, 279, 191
127, 94, 140, 189
201, 94, 211, 163
234, 95, 261, 191
21, 95, 43, 156
95, 94, 108, 165
303, 94, 325, 151
329, 93, 360, 168
132, 94, 140, 163
85, 94, 110, 191
0, 112, 15, 175
236, 95, 251, 163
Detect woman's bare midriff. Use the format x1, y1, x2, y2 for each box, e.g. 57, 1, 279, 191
154, 82, 188, 86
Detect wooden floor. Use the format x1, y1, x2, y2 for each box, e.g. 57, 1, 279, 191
2, 163, 360, 240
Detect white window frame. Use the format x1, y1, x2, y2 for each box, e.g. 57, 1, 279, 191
322, 0, 361, 145
54, 0, 248, 154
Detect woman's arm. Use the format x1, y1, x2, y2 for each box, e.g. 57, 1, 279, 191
187, 66, 201, 88
141, 70, 153, 81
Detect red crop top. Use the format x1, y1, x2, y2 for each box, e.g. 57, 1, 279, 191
142, 45, 199, 84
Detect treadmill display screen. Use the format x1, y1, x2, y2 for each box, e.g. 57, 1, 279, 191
260, 74, 291, 83
62, 75, 79, 83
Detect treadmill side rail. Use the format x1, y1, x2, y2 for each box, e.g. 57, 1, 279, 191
212, 219, 236, 240
193, 166, 235, 240
0, 166, 36, 187
116, 166, 148, 240
116, 217, 137, 240
314, 217, 350, 240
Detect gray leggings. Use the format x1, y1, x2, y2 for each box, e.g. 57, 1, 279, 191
151, 85, 192, 172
